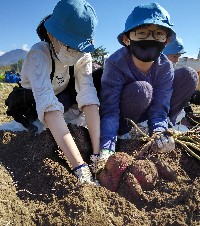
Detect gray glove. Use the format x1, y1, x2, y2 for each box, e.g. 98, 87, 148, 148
97, 149, 115, 171
153, 133, 175, 153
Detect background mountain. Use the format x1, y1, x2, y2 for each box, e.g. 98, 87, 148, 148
0, 49, 27, 66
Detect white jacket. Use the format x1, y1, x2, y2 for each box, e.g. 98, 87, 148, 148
20, 41, 99, 124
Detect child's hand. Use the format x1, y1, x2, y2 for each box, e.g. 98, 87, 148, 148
97, 149, 115, 171
152, 133, 175, 153
90, 154, 100, 174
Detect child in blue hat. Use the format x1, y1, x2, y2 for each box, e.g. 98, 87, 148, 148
163, 36, 186, 65
164, 36, 200, 125
19, 0, 100, 184
98, 3, 198, 168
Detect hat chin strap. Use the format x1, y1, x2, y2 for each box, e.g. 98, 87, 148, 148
49, 43, 59, 60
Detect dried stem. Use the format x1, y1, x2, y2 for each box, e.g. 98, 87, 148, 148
126, 118, 150, 140
176, 140, 200, 161
127, 117, 200, 161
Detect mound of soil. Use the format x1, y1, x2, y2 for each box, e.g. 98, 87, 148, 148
0, 124, 200, 225
1, 83, 200, 226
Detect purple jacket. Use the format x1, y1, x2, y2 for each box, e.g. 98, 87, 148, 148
100, 47, 174, 151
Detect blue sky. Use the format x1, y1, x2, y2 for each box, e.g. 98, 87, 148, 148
0, 0, 200, 58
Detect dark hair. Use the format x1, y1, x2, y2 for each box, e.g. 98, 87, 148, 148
36, 15, 52, 43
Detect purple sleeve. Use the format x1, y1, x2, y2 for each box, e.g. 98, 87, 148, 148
100, 60, 125, 151
148, 61, 174, 135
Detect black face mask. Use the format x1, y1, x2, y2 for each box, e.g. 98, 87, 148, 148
128, 40, 166, 62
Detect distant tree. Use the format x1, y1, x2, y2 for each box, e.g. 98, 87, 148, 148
0, 65, 11, 73
10, 59, 24, 73
17, 59, 24, 72
10, 62, 18, 72
91, 46, 109, 66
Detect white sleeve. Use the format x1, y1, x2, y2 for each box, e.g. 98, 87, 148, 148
74, 53, 100, 110
22, 49, 64, 124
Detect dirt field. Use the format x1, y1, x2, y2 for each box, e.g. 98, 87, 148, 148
0, 83, 200, 226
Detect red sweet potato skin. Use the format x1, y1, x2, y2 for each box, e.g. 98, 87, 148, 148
129, 159, 158, 190
98, 152, 132, 192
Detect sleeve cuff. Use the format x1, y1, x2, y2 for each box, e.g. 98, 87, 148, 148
76, 87, 100, 109
37, 94, 64, 124
100, 136, 117, 152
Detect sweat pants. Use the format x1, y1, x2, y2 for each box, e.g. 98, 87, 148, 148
118, 67, 198, 135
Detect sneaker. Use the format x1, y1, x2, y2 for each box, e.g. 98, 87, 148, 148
119, 120, 149, 140
73, 164, 98, 185
118, 132, 132, 139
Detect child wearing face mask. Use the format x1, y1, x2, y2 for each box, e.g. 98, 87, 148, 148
163, 36, 200, 125
20, 0, 101, 184
98, 3, 198, 169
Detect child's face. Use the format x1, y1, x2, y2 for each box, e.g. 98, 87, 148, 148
167, 54, 181, 63
122, 24, 171, 63
129, 24, 169, 43
48, 32, 80, 55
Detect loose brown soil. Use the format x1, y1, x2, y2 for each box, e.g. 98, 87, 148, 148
0, 83, 200, 226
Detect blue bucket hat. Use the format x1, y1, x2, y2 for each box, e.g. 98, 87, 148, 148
163, 36, 186, 55
118, 2, 175, 45
44, 0, 98, 52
